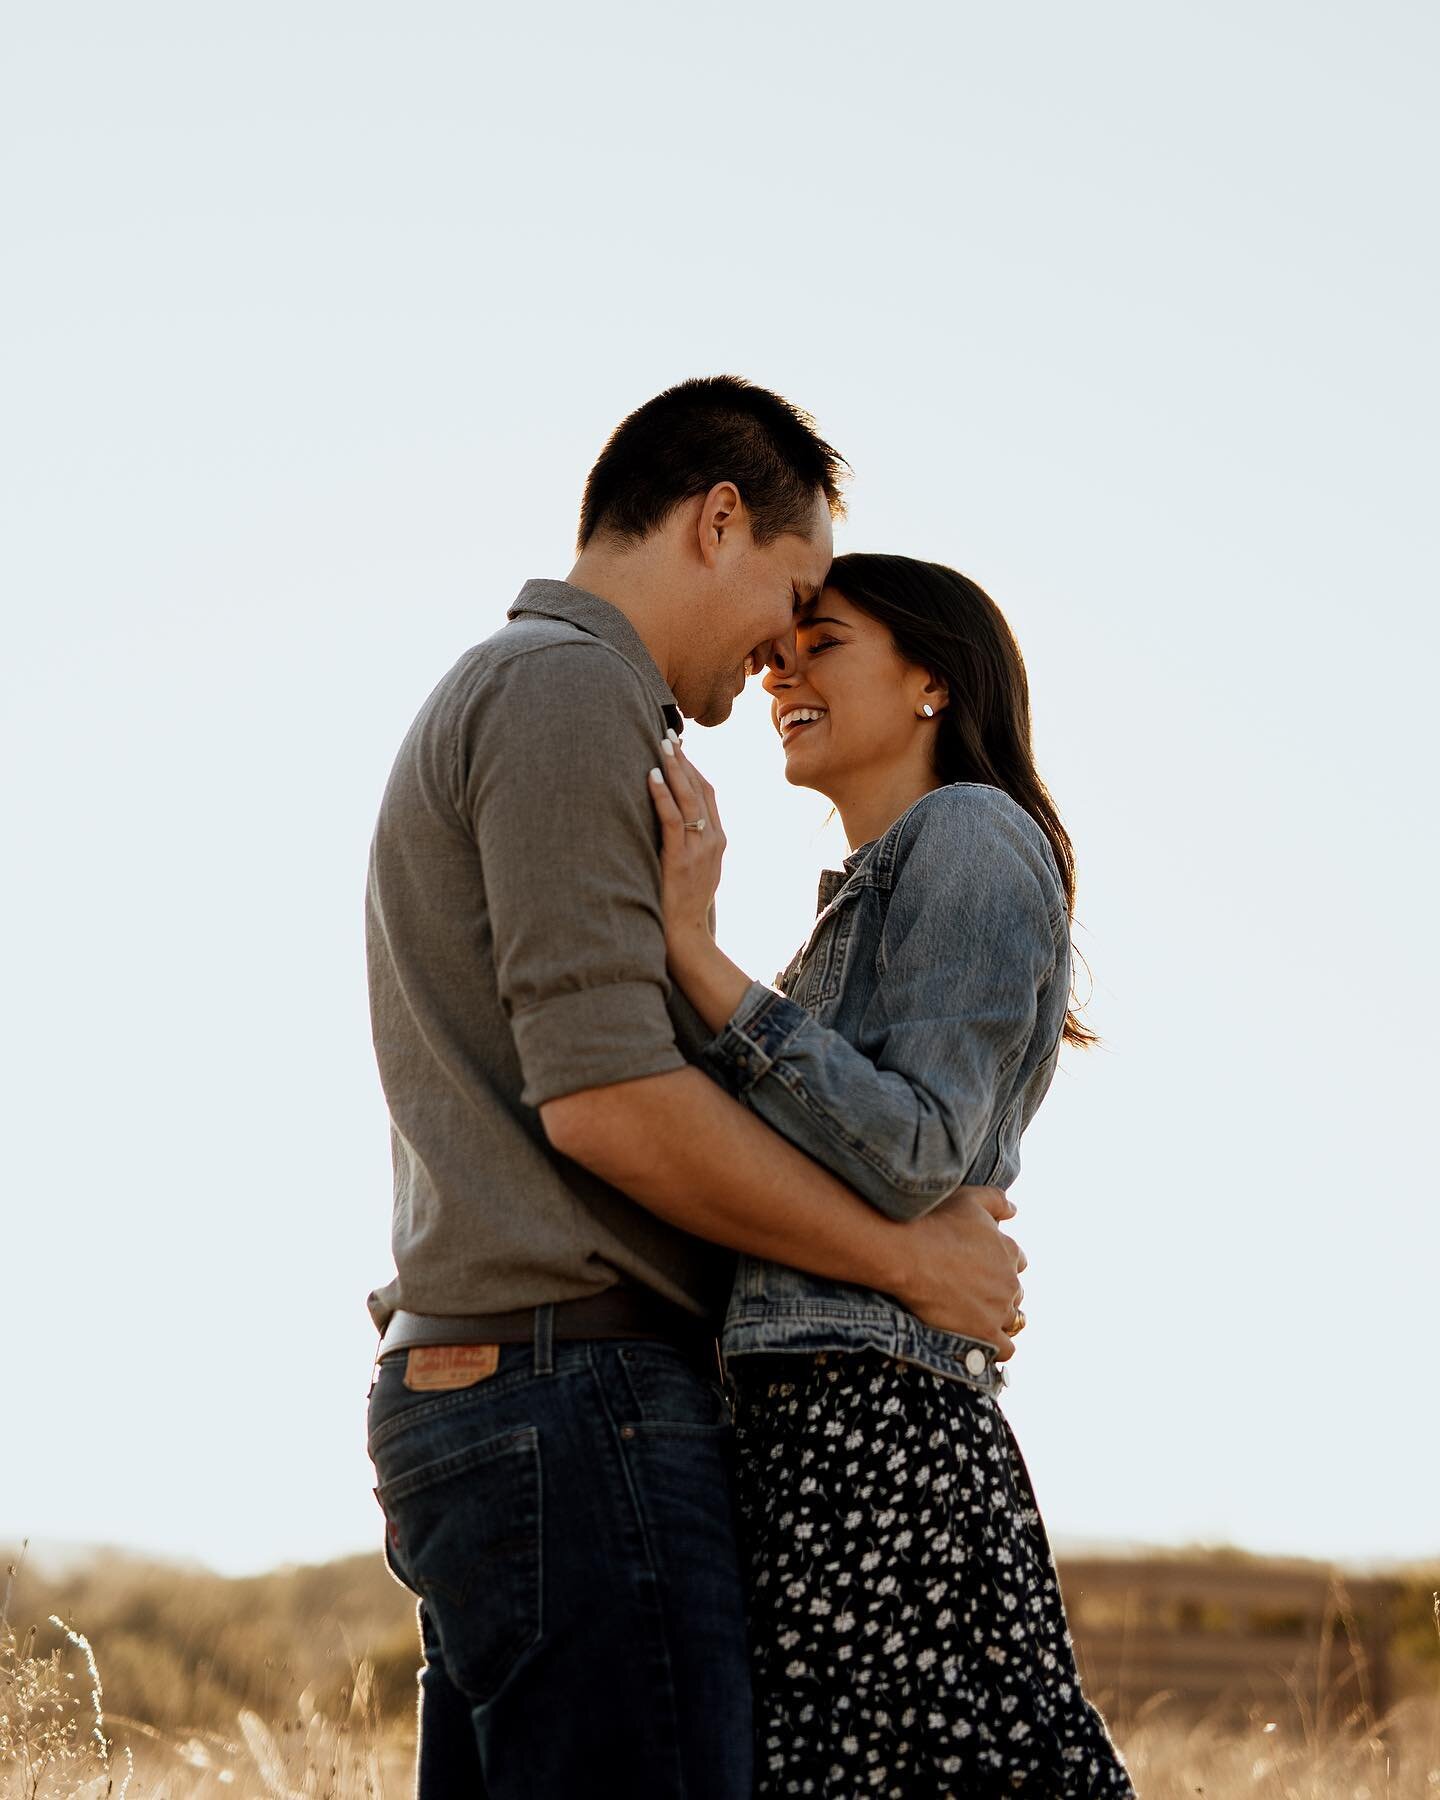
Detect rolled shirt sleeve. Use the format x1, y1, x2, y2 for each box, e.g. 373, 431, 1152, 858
702, 789, 1066, 1220
461, 640, 685, 1108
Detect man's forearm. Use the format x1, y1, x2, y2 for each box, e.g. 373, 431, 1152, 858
541, 1066, 911, 1298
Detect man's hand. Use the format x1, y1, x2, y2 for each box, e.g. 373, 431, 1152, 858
893, 1186, 1027, 1359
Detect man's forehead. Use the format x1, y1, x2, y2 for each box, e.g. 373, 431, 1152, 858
795, 499, 834, 582
808, 490, 836, 551
770, 492, 834, 614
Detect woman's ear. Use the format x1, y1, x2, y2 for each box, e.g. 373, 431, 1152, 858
919, 671, 949, 715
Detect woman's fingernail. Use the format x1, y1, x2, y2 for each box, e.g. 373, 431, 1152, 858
661, 739, 675, 757
666, 727, 680, 743
649, 767, 664, 783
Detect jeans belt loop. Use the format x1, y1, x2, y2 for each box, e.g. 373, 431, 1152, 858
533, 1301, 555, 1377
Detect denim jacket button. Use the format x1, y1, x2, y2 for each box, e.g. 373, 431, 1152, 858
962, 1347, 988, 1377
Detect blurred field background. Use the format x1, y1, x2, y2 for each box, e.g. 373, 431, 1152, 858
4, 1541, 1437, 1797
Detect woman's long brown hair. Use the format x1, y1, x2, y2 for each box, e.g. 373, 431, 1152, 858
825, 552, 1096, 1049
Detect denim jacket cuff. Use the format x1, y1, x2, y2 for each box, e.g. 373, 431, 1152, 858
702, 981, 810, 1094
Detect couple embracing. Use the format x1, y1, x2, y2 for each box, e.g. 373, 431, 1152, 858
364, 376, 1133, 1798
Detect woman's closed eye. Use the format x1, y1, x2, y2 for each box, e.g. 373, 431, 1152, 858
804, 636, 842, 655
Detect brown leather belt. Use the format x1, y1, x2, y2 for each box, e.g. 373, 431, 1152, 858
376, 1288, 718, 1364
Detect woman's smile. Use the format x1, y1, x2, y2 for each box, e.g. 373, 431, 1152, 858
777, 703, 830, 747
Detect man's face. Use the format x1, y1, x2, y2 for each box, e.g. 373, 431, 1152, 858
683, 489, 834, 727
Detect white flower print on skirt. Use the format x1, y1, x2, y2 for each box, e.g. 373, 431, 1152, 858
732, 1351, 1135, 1798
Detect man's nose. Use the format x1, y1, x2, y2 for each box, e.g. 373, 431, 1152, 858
761, 633, 798, 690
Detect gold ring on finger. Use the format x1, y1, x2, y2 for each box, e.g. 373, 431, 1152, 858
683, 818, 707, 832
1003, 1308, 1027, 1337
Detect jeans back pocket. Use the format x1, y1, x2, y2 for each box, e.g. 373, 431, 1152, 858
375, 1422, 542, 1705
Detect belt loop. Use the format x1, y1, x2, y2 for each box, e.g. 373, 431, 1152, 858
534, 1303, 555, 1376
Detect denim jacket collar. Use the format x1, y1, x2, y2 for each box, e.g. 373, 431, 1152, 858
817, 853, 870, 912
814, 788, 942, 911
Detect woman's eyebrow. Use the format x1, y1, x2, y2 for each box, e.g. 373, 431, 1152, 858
797, 614, 849, 629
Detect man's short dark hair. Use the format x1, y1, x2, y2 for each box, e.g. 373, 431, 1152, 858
577, 375, 847, 552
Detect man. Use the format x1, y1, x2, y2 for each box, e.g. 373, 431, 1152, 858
364, 376, 1025, 1797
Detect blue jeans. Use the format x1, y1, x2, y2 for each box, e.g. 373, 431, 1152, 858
366, 1311, 753, 1798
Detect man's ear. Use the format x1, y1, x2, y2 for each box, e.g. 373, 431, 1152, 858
696, 481, 743, 569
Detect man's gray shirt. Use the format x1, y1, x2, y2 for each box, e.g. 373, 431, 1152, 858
365, 579, 732, 1333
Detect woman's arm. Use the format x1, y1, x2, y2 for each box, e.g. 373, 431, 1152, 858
649, 749, 1065, 1222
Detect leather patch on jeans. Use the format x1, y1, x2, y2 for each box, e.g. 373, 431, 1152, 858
403, 1344, 500, 1391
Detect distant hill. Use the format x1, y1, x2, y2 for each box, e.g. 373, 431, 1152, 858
3, 1541, 418, 1729
5, 1537, 1435, 1737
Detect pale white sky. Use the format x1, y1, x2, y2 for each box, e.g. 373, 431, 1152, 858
3, 3, 1435, 1576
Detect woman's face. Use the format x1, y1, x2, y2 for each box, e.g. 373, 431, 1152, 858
761, 586, 941, 794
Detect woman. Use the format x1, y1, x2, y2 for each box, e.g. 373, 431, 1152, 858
646, 554, 1133, 1797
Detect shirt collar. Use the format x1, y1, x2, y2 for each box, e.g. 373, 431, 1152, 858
508, 578, 683, 734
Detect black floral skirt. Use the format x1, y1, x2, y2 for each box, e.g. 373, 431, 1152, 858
732, 1350, 1135, 1798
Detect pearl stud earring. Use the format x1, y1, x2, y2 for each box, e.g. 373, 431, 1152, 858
921, 704, 935, 718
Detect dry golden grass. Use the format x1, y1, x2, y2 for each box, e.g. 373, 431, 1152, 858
1114, 1696, 1438, 1798
1, 1606, 404, 1798
4, 1542, 1437, 1797
2, 1543, 413, 1799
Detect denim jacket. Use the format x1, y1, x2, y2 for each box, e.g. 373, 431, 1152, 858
703, 782, 1071, 1396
